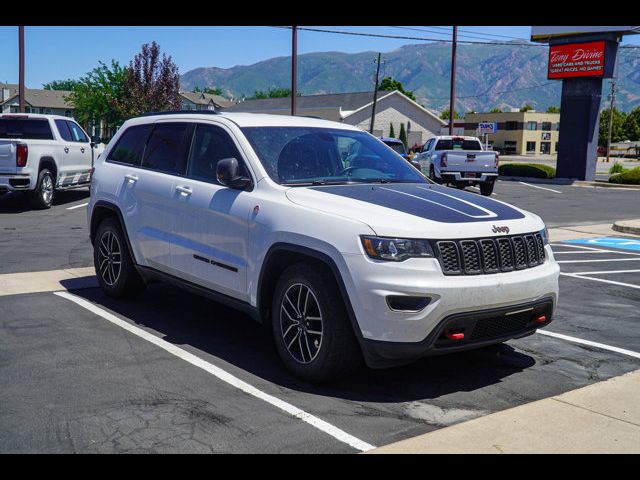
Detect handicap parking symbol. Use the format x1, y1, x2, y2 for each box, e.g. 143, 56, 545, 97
563, 237, 640, 252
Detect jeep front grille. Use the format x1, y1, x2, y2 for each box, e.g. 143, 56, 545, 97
434, 233, 545, 275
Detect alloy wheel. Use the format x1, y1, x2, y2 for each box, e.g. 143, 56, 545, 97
280, 283, 324, 364
97, 231, 122, 286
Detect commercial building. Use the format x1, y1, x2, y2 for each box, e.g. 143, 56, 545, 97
464, 111, 560, 155
227, 90, 446, 147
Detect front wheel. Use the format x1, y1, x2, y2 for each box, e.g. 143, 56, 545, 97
480, 181, 495, 196
271, 263, 362, 383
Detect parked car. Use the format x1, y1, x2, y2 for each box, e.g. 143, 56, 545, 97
380, 136, 421, 170
88, 112, 559, 382
417, 135, 499, 196
0, 114, 98, 208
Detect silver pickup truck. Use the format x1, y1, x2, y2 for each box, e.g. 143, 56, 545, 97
417, 135, 499, 196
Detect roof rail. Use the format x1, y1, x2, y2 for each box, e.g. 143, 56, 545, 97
139, 110, 221, 117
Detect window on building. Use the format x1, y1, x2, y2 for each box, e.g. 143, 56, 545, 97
505, 121, 519, 131
540, 142, 551, 154
503, 141, 517, 153
142, 123, 193, 175
542, 122, 552, 131
526, 141, 536, 153
555, 142, 559, 152
527, 121, 537, 131
556, 122, 560, 131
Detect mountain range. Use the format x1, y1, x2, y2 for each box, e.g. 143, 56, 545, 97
180, 41, 640, 113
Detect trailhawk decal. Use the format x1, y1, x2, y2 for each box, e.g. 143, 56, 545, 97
308, 183, 525, 223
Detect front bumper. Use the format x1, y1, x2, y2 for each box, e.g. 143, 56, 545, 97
0, 174, 33, 193
341, 245, 559, 367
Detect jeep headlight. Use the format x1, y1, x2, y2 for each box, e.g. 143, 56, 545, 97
540, 226, 549, 245
361, 236, 434, 262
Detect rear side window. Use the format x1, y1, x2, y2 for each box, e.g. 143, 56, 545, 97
108, 124, 153, 166
55, 119, 74, 141
142, 123, 193, 175
0, 118, 54, 140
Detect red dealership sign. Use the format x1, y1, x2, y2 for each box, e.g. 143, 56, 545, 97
548, 41, 605, 79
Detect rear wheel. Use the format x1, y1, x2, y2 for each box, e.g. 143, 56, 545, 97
94, 217, 145, 298
29, 168, 55, 209
480, 181, 495, 196
428, 165, 441, 184
271, 263, 362, 383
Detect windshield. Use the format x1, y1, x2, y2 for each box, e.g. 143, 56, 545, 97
435, 139, 482, 151
241, 127, 425, 185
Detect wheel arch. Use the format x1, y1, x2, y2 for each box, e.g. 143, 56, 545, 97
256, 243, 363, 340
38, 156, 58, 184
89, 201, 136, 263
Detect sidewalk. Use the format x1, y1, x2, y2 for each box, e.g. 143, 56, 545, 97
368, 369, 640, 454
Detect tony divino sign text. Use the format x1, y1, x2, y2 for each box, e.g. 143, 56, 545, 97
548, 41, 605, 79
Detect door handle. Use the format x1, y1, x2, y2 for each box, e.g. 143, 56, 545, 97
175, 185, 192, 196
81, 147, 85, 153
124, 174, 138, 183
64, 147, 69, 154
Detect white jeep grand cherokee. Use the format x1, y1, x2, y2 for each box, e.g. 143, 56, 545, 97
87, 111, 559, 382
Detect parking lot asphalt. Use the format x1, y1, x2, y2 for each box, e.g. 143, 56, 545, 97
1, 182, 640, 453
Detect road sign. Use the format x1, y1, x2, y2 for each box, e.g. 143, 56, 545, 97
563, 237, 640, 252
478, 122, 497, 134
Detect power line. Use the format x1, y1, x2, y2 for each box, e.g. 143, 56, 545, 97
270, 26, 546, 47
392, 26, 532, 43
431, 82, 557, 100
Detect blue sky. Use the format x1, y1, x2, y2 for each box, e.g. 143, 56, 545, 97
1, 26, 638, 88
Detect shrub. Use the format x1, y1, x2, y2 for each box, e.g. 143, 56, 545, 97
498, 163, 556, 179
609, 166, 640, 185
609, 162, 625, 174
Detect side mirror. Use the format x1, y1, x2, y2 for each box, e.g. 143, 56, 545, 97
216, 157, 252, 189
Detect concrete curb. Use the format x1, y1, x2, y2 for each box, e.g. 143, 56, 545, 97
498, 176, 640, 189
613, 219, 640, 235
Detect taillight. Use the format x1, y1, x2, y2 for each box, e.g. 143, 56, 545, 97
495, 153, 500, 168
440, 152, 448, 167
16, 144, 28, 167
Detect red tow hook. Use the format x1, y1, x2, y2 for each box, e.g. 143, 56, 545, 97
444, 330, 465, 341
534, 315, 547, 324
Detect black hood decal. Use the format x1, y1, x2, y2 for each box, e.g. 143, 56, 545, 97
308, 183, 525, 223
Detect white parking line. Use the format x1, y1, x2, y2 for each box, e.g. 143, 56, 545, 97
53, 290, 376, 453
538, 330, 640, 360
66, 202, 88, 210
517, 182, 563, 194
551, 243, 640, 256
557, 258, 640, 264
568, 269, 640, 275
560, 272, 640, 290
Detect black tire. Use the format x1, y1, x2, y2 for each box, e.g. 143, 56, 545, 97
428, 165, 441, 184
94, 217, 145, 298
480, 181, 495, 196
29, 168, 55, 209
271, 263, 362, 383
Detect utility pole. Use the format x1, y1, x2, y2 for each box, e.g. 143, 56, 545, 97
448, 26, 458, 135
369, 52, 382, 134
291, 25, 297, 116
19, 26, 25, 113
606, 81, 617, 163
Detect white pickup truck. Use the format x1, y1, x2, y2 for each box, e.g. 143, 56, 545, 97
417, 135, 499, 196
0, 113, 96, 209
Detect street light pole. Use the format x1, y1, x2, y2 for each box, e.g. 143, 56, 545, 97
291, 25, 297, 116
369, 52, 382, 134
606, 80, 616, 163
448, 26, 458, 135
19, 26, 25, 113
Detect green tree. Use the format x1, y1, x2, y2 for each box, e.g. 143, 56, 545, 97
65, 60, 129, 137
520, 104, 535, 112
389, 123, 395, 138
250, 87, 301, 99
599, 107, 628, 146
115, 42, 182, 118
43, 79, 80, 91
378, 76, 416, 101
623, 107, 640, 141
488, 107, 502, 113
399, 123, 407, 149
193, 86, 223, 96
546, 105, 561, 113
440, 108, 460, 120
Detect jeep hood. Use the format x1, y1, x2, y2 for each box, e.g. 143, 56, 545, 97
285, 183, 542, 238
